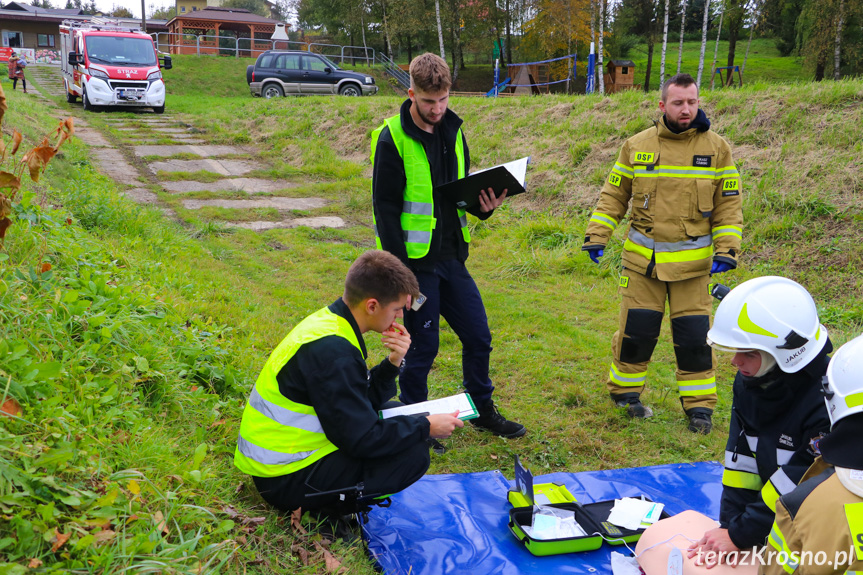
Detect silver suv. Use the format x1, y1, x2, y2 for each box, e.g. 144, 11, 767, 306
246, 51, 378, 97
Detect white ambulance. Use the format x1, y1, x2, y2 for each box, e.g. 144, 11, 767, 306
59, 19, 172, 113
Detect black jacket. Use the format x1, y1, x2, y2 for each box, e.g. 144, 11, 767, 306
372, 99, 491, 272
275, 298, 430, 459
720, 341, 832, 548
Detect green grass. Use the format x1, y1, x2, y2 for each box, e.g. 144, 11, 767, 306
4, 61, 863, 573
627, 38, 808, 89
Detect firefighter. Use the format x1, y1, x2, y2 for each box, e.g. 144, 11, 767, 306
686, 276, 832, 565
583, 72, 743, 433
759, 334, 863, 575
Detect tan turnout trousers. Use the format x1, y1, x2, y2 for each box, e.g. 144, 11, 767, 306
606, 270, 717, 412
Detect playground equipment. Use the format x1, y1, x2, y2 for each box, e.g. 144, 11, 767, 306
711, 65, 743, 88
603, 60, 637, 94
488, 53, 576, 97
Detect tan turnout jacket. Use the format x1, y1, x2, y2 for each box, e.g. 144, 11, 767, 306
584, 119, 743, 281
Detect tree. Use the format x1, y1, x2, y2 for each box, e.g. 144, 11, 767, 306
709, 0, 724, 87
615, 0, 661, 91
521, 0, 592, 82
741, 0, 761, 72
598, 0, 606, 93
222, 0, 270, 18
659, 0, 670, 82
30, 0, 53, 8
435, 0, 446, 59
722, 0, 748, 67
110, 5, 133, 17
696, 0, 711, 85
834, 0, 844, 80
677, 0, 687, 73
149, 4, 176, 20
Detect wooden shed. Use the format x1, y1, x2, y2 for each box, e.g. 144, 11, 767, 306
603, 59, 636, 94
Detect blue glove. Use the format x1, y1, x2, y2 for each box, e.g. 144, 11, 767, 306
711, 261, 733, 275
586, 248, 604, 264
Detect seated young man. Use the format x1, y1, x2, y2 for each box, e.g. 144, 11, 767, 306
234, 250, 463, 523
688, 276, 832, 564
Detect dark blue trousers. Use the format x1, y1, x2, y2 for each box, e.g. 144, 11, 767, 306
399, 259, 495, 406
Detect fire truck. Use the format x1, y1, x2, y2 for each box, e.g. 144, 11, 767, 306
59, 19, 172, 113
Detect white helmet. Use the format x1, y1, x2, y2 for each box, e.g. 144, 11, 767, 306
706, 276, 828, 373
823, 334, 863, 426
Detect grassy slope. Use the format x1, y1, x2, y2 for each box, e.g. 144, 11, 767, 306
0, 59, 860, 573
627, 38, 809, 88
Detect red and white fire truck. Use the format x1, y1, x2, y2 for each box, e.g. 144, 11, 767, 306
59, 19, 172, 113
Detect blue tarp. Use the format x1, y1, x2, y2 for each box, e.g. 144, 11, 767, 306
363, 461, 724, 575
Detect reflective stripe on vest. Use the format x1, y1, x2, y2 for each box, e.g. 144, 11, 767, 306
234, 307, 362, 477
371, 114, 468, 259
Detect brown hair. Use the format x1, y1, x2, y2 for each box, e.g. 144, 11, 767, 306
661, 73, 698, 101
409, 53, 451, 94
344, 250, 419, 307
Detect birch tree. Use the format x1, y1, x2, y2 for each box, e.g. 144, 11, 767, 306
834, 0, 845, 80
710, 0, 724, 88
598, 0, 605, 93
677, 0, 687, 73
741, 0, 759, 73
696, 0, 710, 85
435, 0, 446, 59
590, 0, 596, 89
659, 0, 670, 83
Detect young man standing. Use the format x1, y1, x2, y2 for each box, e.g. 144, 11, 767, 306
582, 73, 743, 433
371, 53, 525, 442
234, 250, 463, 523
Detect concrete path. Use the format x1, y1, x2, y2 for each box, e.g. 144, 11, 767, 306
132, 145, 247, 158
161, 178, 296, 194
26, 64, 342, 231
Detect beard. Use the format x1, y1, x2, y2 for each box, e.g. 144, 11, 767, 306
417, 108, 442, 127
665, 116, 691, 132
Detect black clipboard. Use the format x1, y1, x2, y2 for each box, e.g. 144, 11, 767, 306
436, 159, 528, 210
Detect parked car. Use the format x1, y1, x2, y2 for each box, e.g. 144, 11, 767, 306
246, 51, 378, 98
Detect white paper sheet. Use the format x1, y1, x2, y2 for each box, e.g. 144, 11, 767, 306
473, 156, 530, 185
379, 393, 477, 420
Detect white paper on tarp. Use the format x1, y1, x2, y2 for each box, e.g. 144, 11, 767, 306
379, 393, 476, 420
472, 156, 530, 186
607, 498, 664, 531
611, 551, 643, 575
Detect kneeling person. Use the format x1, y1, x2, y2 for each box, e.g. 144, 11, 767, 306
234, 250, 463, 518
688, 276, 832, 563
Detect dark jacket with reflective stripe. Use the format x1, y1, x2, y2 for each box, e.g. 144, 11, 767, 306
720, 343, 832, 549
275, 299, 430, 459
584, 112, 742, 281
372, 98, 491, 272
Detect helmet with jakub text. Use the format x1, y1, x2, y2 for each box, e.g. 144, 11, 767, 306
822, 334, 863, 427
706, 276, 828, 373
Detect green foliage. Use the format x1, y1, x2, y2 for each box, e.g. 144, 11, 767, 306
221, 0, 270, 17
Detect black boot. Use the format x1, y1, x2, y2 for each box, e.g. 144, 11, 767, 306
611, 393, 654, 418
686, 407, 713, 434
470, 399, 526, 438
